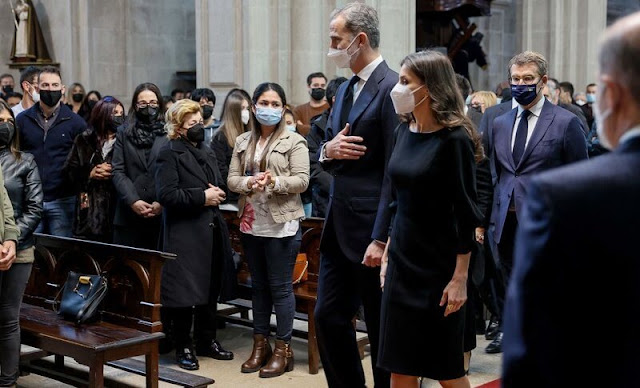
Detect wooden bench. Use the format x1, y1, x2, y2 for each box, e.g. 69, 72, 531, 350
19, 234, 214, 388
220, 211, 369, 375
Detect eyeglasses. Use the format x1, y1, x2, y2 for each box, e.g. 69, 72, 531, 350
510, 76, 539, 85
136, 102, 159, 109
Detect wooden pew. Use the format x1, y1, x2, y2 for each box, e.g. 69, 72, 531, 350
19, 233, 214, 388
220, 211, 369, 375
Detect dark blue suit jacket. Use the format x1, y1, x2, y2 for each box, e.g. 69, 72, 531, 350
480, 101, 512, 186
490, 99, 588, 244
320, 60, 399, 262
502, 136, 640, 388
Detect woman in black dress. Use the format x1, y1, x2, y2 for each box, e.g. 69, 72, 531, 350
379, 50, 483, 387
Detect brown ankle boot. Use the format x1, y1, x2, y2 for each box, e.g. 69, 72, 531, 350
259, 339, 294, 378
241, 334, 272, 373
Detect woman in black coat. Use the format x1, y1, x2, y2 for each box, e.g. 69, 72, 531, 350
155, 99, 234, 371
111, 83, 167, 249
63, 96, 124, 242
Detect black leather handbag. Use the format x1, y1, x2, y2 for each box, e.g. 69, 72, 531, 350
58, 271, 108, 324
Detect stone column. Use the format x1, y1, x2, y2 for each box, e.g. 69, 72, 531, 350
196, 0, 416, 111
518, 0, 606, 92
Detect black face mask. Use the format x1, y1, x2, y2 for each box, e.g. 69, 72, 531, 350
40, 90, 63, 107
202, 105, 214, 120
310, 88, 325, 101
2, 85, 13, 94
0, 122, 15, 147
87, 100, 97, 111
470, 105, 482, 114
186, 123, 205, 143
111, 115, 124, 131
135, 106, 159, 123
72, 93, 84, 103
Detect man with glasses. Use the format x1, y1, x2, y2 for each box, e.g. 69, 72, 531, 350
11, 66, 40, 117
16, 66, 86, 237
486, 51, 587, 354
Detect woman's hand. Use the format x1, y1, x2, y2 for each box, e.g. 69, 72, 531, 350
205, 184, 226, 206
89, 163, 112, 180
255, 170, 273, 190
131, 200, 153, 217
379, 237, 391, 289
147, 201, 163, 217
440, 276, 468, 317
475, 227, 485, 244
0, 240, 17, 271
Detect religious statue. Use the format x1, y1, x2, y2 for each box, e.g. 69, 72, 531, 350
10, 0, 53, 64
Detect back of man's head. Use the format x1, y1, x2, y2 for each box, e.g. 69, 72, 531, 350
599, 12, 640, 107
455, 74, 472, 101
19, 66, 41, 91
330, 2, 380, 49
326, 77, 348, 108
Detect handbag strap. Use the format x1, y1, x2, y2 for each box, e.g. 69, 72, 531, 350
292, 261, 308, 284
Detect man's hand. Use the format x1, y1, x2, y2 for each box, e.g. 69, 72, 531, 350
475, 227, 485, 244
131, 200, 153, 217
0, 240, 17, 271
325, 124, 366, 160
362, 240, 385, 267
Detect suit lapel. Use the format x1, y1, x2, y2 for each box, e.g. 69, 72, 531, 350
348, 61, 387, 134
517, 100, 554, 168
328, 82, 349, 139
497, 108, 518, 170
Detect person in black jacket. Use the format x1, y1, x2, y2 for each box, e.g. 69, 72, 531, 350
16, 66, 86, 237
63, 96, 125, 242
210, 89, 252, 207
306, 76, 347, 218
0, 100, 43, 387
111, 83, 167, 249
155, 99, 233, 370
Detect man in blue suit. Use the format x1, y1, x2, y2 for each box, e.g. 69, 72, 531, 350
486, 51, 588, 353
503, 12, 640, 387
314, 3, 398, 387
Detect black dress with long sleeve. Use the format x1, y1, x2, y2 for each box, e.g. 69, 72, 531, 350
378, 123, 481, 380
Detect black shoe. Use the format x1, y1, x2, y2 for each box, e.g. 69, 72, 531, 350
176, 348, 199, 370
485, 332, 503, 354
485, 318, 500, 340
197, 339, 234, 360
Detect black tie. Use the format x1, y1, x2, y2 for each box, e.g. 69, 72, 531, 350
512, 109, 531, 165
340, 75, 360, 131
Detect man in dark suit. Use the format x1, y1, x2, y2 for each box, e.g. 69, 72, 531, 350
486, 51, 588, 354
502, 12, 640, 387
314, 3, 398, 387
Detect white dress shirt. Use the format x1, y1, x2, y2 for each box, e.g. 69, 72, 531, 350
510, 96, 546, 151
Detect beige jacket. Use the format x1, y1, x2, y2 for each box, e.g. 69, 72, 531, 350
0, 168, 20, 253
228, 130, 310, 223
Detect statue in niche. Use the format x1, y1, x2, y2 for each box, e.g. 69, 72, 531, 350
10, 0, 53, 64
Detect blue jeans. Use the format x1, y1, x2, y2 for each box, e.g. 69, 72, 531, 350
35, 196, 76, 237
241, 229, 301, 341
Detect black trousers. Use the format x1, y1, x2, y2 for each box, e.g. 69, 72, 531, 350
315, 250, 390, 388
496, 211, 518, 330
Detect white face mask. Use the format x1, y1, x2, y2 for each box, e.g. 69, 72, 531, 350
241, 109, 250, 125
30, 86, 40, 103
390, 83, 426, 114
327, 35, 360, 69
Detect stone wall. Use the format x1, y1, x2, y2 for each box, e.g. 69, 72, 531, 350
0, 0, 195, 108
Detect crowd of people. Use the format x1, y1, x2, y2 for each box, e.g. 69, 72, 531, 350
1, 3, 639, 388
